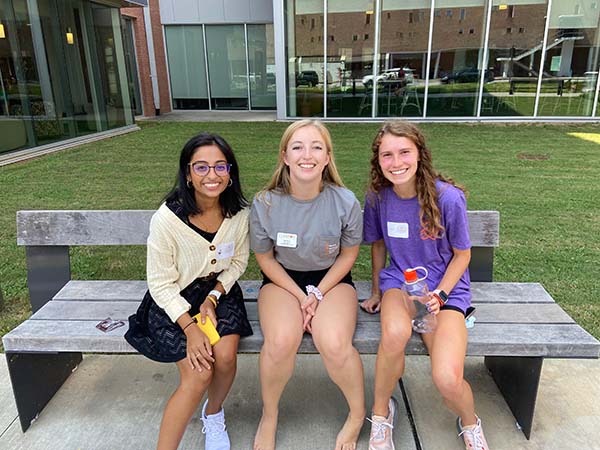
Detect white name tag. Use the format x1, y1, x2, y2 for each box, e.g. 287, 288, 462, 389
276, 232, 298, 248
216, 242, 235, 259
387, 222, 409, 238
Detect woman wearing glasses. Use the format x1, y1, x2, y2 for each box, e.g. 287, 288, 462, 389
126, 132, 252, 450
251, 120, 365, 450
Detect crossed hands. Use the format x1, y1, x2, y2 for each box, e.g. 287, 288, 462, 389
300, 293, 318, 333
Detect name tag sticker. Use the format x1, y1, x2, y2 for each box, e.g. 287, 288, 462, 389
276, 232, 298, 248
387, 222, 409, 238
216, 242, 235, 259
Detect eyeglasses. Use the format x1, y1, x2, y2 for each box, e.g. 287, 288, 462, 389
188, 162, 232, 176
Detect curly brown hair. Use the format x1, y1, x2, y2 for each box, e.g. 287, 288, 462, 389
368, 121, 466, 239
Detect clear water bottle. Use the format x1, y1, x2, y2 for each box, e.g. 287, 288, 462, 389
403, 266, 437, 334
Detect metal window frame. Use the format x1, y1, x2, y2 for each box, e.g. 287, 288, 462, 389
423, 0, 436, 118
534, 0, 553, 117
476, 0, 494, 118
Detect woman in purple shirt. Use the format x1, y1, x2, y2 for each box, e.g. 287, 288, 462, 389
362, 121, 490, 450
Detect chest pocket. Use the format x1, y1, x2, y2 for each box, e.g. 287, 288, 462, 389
315, 235, 340, 258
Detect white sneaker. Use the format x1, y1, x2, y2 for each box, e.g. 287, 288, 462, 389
201, 399, 230, 450
367, 397, 398, 450
457, 415, 490, 450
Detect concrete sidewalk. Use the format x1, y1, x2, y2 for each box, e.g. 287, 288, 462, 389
1, 354, 599, 449
139, 110, 278, 122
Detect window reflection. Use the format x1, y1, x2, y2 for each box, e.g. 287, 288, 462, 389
286, 0, 324, 117
538, 0, 600, 117
484, 1, 547, 116
377, 0, 429, 118
326, 1, 376, 118
427, 1, 488, 117
0, 0, 132, 155
248, 24, 276, 110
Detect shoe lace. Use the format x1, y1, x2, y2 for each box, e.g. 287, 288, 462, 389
458, 421, 486, 450
366, 416, 393, 442
201, 415, 226, 436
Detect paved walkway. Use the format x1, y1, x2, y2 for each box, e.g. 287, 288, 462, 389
139, 110, 278, 122
1, 354, 599, 449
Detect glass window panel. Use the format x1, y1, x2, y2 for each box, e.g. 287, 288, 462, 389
484, 1, 547, 116
0, 0, 38, 153
248, 24, 276, 110
376, 0, 430, 118
0, 0, 133, 155
427, 0, 489, 117
285, 0, 324, 117
122, 17, 142, 116
90, 3, 129, 129
165, 25, 209, 110
205, 25, 248, 110
538, 0, 600, 117
326, 0, 376, 118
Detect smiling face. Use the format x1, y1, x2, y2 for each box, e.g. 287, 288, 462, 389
187, 144, 231, 202
283, 125, 330, 187
378, 134, 420, 197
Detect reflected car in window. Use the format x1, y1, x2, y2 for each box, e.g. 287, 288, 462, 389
441, 68, 494, 84
296, 70, 319, 87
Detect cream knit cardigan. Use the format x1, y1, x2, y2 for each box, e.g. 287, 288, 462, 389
146, 203, 250, 322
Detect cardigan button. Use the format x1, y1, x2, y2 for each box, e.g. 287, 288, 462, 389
210, 259, 217, 265
209, 245, 216, 251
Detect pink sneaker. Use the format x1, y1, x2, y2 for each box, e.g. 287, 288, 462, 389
367, 397, 398, 450
457, 416, 490, 450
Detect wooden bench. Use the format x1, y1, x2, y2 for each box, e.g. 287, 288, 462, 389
3, 210, 599, 439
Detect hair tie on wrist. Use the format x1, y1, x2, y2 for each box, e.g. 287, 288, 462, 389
306, 285, 324, 302
182, 320, 196, 332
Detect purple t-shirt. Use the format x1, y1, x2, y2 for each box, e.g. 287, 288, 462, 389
363, 180, 471, 310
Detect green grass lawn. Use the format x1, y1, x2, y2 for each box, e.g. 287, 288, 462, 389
1, 121, 599, 348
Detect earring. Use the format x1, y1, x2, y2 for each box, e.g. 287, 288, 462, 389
228, 179, 233, 187
187, 179, 193, 189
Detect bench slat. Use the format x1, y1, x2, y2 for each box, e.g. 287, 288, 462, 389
3, 320, 598, 358
54, 280, 556, 304
31, 300, 575, 325
17, 210, 499, 247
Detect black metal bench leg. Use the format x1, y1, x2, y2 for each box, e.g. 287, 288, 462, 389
484, 355, 543, 440
5, 352, 83, 432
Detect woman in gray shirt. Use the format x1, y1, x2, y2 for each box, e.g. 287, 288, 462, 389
250, 120, 365, 450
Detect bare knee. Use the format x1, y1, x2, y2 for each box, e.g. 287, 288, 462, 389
432, 365, 464, 399
214, 348, 237, 373
380, 322, 411, 355
263, 332, 301, 363
181, 367, 213, 396
314, 333, 353, 368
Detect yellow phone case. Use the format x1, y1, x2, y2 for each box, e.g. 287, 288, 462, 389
192, 313, 221, 346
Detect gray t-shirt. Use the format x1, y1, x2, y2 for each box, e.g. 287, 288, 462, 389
250, 184, 363, 271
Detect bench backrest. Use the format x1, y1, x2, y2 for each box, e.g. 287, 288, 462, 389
17, 210, 499, 312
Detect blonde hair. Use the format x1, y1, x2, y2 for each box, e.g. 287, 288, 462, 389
369, 121, 466, 239
260, 120, 344, 196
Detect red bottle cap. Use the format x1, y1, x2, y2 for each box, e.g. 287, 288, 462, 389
404, 268, 418, 283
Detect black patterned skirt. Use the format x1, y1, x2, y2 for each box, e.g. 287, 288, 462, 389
125, 277, 253, 363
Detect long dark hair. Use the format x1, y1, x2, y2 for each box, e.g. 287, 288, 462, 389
164, 132, 248, 217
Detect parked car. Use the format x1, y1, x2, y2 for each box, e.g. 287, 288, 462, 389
296, 70, 319, 87
441, 68, 494, 84
362, 67, 414, 89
